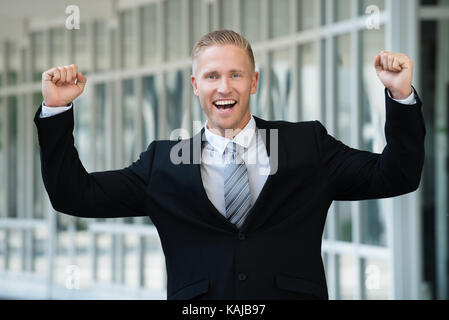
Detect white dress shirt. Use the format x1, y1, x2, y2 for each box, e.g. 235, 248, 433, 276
39, 89, 416, 214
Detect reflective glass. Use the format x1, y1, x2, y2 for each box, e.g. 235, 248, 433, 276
361, 0, 385, 15
74, 23, 90, 73
51, 28, 69, 68
74, 94, 92, 172
94, 21, 108, 72
335, 0, 352, 21
336, 33, 351, 143
143, 75, 160, 148
95, 83, 107, 170
121, 10, 137, 68
219, 0, 235, 30
361, 26, 386, 247
123, 79, 138, 165
270, 0, 290, 38
301, 42, 320, 121
271, 49, 292, 121
250, 53, 269, 119
335, 201, 352, 242
298, 0, 317, 30
141, 4, 159, 65
0, 44, 3, 87
242, 0, 262, 43
32, 227, 48, 274
95, 233, 113, 283
31, 32, 45, 82
166, 0, 183, 61
7, 42, 19, 85
144, 235, 165, 290
191, 0, 203, 52
33, 93, 46, 219
337, 254, 355, 299
124, 234, 139, 288
7, 96, 17, 218
0, 98, 4, 217
8, 230, 22, 272
166, 70, 185, 137
361, 258, 390, 299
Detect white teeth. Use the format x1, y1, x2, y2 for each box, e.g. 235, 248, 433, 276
214, 100, 236, 106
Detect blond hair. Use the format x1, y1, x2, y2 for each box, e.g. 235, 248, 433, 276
191, 29, 255, 75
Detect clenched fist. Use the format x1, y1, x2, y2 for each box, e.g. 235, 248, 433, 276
42, 64, 87, 107
374, 51, 413, 100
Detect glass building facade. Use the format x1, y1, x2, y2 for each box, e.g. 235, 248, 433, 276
0, 0, 447, 299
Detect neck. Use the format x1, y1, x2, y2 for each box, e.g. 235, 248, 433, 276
207, 115, 251, 140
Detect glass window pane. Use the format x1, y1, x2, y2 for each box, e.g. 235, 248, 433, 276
32, 227, 48, 274
335, 0, 352, 21
335, 201, 352, 242
242, 0, 262, 43
0, 44, 3, 87
219, 0, 235, 30
360, 200, 387, 246
121, 10, 137, 68
144, 236, 165, 291
337, 254, 356, 299
51, 28, 69, 68
74, 23, 91, 73
141, 4, 158, 65
0, 230, 5, 269
33, 93, 46, 220
125, 234, 139, 289
0, 98, 4, 218
361, 258, 390, 299
96, 233, 113, 283
143, 75, 160, 148
74, 94, 92, 172
271, 49, 292, 121
8, 230, 22, 272
166, 0, 183, 61
95, 83, 107, 171
301, 42, 320, 121
336, 33, 351, 143
123, 79, 138, 164
7, 96, 18, 218
270, 0, 290, 38
298, 0, 317, 31
191, 0, 203, 52
7, 42, 20, 85
31, 32, 45, 82
166, 70, 186, 137
75, 224, 90, 288
94, 21, 108, 72
250, 53, 269, 119
360, 0, 385, 15
55, 215, 71, 286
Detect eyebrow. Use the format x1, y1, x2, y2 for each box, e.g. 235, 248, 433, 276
202, 69, 246, 76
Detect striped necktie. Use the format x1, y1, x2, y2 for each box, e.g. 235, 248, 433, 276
224, 142, 252, 228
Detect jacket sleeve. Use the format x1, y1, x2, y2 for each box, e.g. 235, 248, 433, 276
34, 105, 156, 218
314, 88, 426, 201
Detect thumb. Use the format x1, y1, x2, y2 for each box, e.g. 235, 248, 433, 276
374, 54, 382, 71
76, 72, 87, 91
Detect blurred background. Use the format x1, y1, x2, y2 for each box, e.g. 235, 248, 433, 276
0, 0, 447, 300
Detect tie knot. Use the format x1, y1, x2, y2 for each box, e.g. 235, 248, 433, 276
225, 142, 244, 164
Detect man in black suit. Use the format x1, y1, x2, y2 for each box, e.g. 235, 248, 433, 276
34, 30, 425, 300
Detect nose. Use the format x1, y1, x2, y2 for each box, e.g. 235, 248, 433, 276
217, 77, 232, 95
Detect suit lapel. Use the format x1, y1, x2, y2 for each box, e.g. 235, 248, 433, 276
182, 118, 287, 231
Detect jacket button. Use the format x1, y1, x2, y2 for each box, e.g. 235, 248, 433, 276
238, 273, 247, 281
238, 233, 246, 240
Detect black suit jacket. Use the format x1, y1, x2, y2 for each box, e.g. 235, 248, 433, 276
34, 88, 425, 300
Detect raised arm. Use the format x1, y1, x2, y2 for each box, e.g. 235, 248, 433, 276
35, 64, 155, 218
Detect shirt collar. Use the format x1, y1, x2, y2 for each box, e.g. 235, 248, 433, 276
204, 116, 256, 155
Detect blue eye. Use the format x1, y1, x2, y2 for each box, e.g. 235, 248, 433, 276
208, 75, 216, 79
232, 74, 240, 78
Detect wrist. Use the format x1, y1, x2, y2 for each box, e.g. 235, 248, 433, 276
389, 86, 413, 100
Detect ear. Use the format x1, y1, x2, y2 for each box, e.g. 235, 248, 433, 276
191, 74, 199, 97
250, 71, 259, 95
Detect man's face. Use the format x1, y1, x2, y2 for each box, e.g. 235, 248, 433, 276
191, 44, 259, 138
